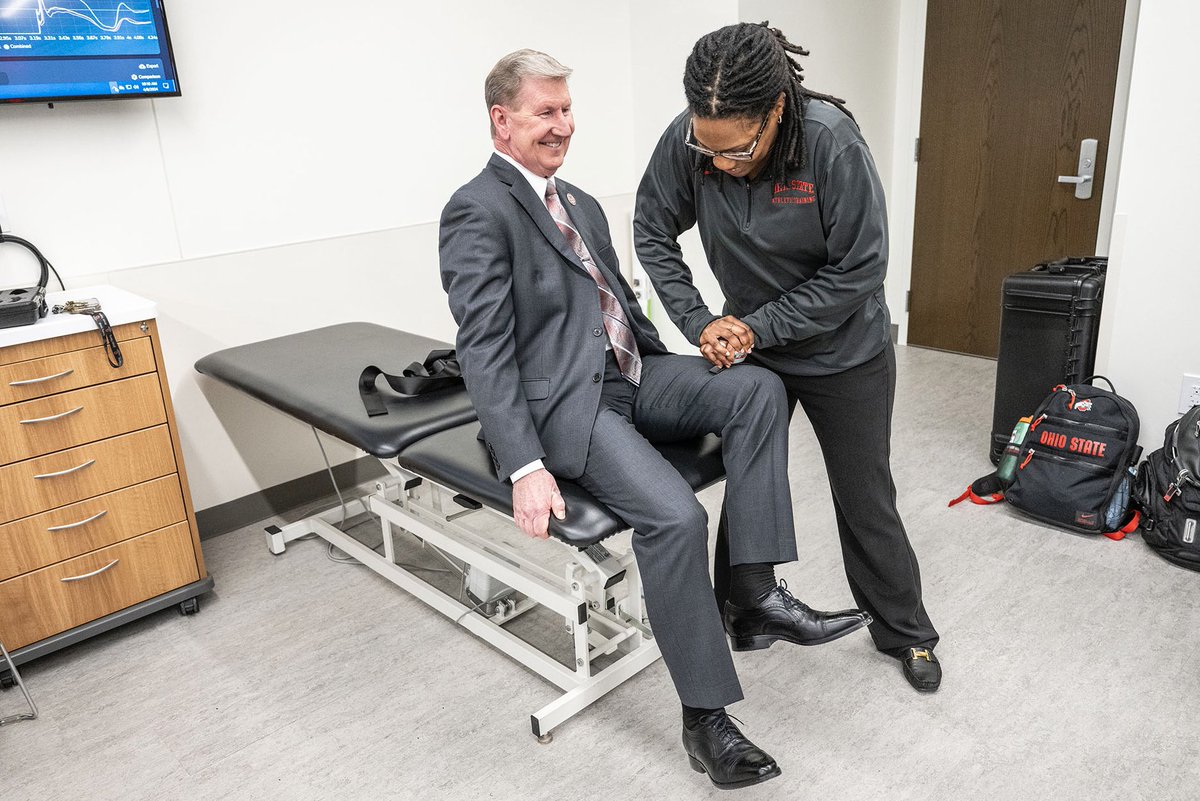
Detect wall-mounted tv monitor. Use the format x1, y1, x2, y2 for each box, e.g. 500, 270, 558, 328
0, 1, 180, 104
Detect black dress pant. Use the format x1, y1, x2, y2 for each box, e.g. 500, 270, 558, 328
714, 344, 939, 656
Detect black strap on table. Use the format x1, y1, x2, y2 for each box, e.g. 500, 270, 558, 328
359, 348, 462, 417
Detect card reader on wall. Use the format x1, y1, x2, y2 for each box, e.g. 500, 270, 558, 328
0, 233, 50, 330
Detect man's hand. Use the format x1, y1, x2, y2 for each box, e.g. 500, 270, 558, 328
512, 468, 567, 539
700, 316, 755, 368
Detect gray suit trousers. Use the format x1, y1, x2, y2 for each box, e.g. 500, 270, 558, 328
573, 353, 797, 708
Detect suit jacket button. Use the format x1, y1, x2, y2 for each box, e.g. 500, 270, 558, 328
592, 327, 603, 337
592, 373, 601, 383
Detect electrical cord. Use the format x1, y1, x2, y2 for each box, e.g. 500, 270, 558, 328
0, 227, 66, 291
309, 426, 462, 576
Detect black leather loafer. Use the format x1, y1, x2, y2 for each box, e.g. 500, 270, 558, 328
723, 579, 872, 651
901, 646, 941, 692
682, 710, 781, 790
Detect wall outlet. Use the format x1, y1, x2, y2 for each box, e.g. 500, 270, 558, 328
1180, 373, 1200, 414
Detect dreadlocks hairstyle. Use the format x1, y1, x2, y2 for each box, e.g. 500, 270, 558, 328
683, 22, 855, 179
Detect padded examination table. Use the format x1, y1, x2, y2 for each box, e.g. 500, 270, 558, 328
195, 322, 728, 739
195, 322, 477, 458
196, 321, 726, 546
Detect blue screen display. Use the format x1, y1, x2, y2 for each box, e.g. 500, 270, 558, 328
0, 1, 180, 102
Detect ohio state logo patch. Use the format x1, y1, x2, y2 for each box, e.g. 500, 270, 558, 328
773, 179, 816, 205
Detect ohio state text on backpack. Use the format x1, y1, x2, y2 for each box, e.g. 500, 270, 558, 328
1135, 405, 1200, 570
1004, 380, 1142, 536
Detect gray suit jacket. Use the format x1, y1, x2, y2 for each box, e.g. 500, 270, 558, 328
440, 155, 668, 480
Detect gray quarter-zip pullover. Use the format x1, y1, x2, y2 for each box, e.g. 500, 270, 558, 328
634, 100, 891, 376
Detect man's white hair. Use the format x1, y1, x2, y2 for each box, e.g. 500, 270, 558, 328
485, 49, 572, 136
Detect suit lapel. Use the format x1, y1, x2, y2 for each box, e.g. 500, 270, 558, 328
484, 157, 656, 351
488, 155, 589, 276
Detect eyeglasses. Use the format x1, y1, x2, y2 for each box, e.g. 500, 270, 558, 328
684, 112, 772, 162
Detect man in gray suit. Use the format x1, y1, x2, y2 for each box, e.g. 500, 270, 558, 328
439, 49, 868, 790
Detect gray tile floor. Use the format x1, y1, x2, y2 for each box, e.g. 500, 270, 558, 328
4, 345, 1199, 800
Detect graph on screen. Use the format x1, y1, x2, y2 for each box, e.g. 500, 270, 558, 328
0, 1, 161, 57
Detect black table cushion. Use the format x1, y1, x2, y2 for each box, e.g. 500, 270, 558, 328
398, 422, 726, 547
195, 323, 477, 459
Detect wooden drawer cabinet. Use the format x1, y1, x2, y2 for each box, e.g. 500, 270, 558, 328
0, 288, 211, 670
0, 523, 199, 651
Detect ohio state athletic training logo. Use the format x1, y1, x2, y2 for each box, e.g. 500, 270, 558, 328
773, 180, 816, 204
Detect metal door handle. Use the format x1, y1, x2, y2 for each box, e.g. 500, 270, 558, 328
60, 559, 119, 583
1058, 138, 1098, 199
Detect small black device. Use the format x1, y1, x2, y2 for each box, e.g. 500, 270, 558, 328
0, 232, 50, 330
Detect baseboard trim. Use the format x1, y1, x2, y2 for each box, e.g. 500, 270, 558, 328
195, 456, 389, 539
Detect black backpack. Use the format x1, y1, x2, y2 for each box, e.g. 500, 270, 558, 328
1134, 406, 1200, 570
951, 378, 1142, 539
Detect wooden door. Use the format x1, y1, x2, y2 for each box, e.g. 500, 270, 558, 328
907, 0, 1126, 357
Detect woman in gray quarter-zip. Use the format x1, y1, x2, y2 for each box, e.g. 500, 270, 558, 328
634, 21, 943, 694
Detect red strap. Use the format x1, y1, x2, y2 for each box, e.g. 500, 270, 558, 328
948, 487, 1005, 507
1103, 509, 1141, 541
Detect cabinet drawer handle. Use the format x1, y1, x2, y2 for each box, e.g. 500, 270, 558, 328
60, 559, 120, 583
33, 459, 96, 480
19, 406, 84, 425
8, 368, 75, 387
47, 510, 109, 532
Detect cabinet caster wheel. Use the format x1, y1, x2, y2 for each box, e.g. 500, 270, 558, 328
178, 598, 200, 616
0, 671, 15, 690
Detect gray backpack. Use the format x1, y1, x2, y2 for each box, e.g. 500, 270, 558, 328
1135, 406, 1200, 570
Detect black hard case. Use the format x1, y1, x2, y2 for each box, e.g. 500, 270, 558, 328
989, 257, 1106, 463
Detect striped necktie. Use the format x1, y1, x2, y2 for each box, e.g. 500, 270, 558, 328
545, 180, 642, 385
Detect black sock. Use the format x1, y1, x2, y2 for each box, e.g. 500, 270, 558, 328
727, 562, 777, 607
682, 704, 724, 726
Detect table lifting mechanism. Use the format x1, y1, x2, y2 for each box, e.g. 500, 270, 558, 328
196, 323, 727, 742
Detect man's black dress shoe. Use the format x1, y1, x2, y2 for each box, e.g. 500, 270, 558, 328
901, 646, 941, 692
682, 710, 781, 790
723, 579, 872, 651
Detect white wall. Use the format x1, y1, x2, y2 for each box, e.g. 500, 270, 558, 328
629, 1, 738, 355
0, 1, 740, 513
1098, 0, 1200, 447
0, 1, 640, 267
